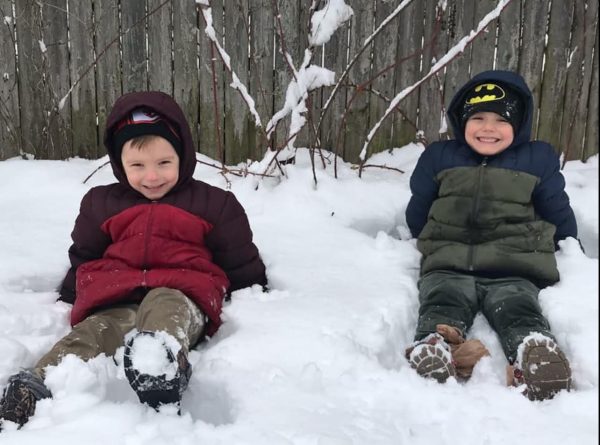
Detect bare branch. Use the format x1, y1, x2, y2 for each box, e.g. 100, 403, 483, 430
198, 1, 262, 128
360, 0, 517, 162
316, 0, 417, 134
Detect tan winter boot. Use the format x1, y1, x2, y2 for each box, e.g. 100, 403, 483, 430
406, 333, 456, 383
512, 335, 572, 401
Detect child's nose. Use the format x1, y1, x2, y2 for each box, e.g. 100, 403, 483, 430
481, 119, 495, 130
145, 168, 159, 181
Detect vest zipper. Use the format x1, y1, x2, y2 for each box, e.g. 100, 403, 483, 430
467, 157, 488, 271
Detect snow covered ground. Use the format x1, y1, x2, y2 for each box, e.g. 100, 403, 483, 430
0, 145, 597, 444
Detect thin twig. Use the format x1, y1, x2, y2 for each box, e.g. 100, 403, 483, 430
354, 164, 405, 174
196, 159, 275, 178
83, 160, 110, 184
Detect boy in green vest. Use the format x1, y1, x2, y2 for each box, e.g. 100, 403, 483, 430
405, 70, 577, 401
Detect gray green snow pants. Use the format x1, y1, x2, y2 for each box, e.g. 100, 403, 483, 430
34, 287, 205, 376
415, 270, 554, 363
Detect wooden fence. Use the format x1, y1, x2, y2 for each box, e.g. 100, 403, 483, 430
0, 0, 598, 164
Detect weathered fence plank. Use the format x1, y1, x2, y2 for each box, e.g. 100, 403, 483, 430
273, 0, 299, 152
121, 0, 147, 92
495, 0, 520, 71
444, 0, 476, 139
366, 0, 400, 156
569, 0, 598, 160
223, 0, 251, 165
173, 0, 200, 151
344, 0, 375, 163
147, 0, 172, 94
561, 1, 586, 160
41, 0, 71, 160
418, 1, 448, 144
248, 0, 273, 157
319, 22, 349, 156
519, 0, 549, 138
0, 0, 20, 159
94, 0, 121, 150
198, 0, 223, 161
584, 20, 599, 162
537, 0, 574, 151
470, 0, 497, 75
15, 1, 50, 157
68, 0, 98, 158
392, 0, 423, 148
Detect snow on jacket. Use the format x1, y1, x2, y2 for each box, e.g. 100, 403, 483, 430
59, 91, 267, 335
405, 70, 577, 287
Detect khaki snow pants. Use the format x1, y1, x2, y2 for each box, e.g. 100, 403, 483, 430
34, 287, 205, 377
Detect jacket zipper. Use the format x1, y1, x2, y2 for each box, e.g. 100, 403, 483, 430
141, 202, 157, 286
467, 157, 488, 270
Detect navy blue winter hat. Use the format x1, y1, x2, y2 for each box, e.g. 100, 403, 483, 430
113, 108, 182, 154
459, 81, 523, 132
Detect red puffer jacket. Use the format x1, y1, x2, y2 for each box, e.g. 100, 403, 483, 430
59, 92, 267, 335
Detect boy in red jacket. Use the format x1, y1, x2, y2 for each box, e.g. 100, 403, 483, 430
0, 92, 267, 429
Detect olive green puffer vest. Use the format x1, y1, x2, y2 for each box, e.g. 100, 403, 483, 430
417, 161, 559, 285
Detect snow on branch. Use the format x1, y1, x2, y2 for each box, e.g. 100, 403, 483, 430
317, 0, 416, 133
359, 0, 515, 161
198, 3, 262, 128
266, 61, 336, 145
309, 0, 354, 46
249, 0, 353, 175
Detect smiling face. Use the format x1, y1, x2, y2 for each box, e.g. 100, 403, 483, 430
121, 136, 180, 200
464, 111, 514, 156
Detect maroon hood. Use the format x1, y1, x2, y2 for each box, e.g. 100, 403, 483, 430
104, 91, 196, 192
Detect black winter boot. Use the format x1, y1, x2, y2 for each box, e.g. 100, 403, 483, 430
0, 370, 51, 431
123, 331, 191, 411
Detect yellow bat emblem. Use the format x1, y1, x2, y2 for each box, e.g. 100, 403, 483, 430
466, 83, 506, 104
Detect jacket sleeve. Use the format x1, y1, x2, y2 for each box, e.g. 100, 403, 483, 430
405, 145, 440, 238
58, 189, 111, 303
532, 144, 578, 248
206, 191, 267, 292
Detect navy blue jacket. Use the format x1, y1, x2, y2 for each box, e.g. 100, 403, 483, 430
406, 70, 577, 248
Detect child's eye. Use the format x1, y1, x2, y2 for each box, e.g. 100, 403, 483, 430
159, 160, 171, 166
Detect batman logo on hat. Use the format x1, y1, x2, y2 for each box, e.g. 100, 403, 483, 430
465, 83, 506, 105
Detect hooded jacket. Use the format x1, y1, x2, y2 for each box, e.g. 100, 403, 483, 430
405, 70, 577, 287
59, 92, 267, 335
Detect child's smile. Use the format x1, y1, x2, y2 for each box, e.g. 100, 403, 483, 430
465, 111, 514, 156
121, 137, 180, 200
